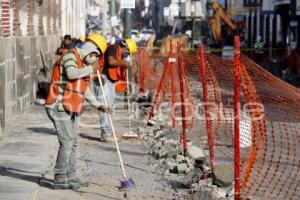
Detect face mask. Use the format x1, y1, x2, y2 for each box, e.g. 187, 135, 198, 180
122, 49, 130, 59
85, 55, 98, 64
122, 52, 129, 59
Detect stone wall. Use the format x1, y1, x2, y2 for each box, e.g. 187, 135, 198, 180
0, 35, 60, 136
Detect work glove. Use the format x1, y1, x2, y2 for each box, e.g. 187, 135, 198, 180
125, 56, 131, 63
83, 63, 97, 75
124, 56, 131, 68
97, 105, 112, 114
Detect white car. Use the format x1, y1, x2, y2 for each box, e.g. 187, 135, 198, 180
131, 29, 140, 43
140, 29, 156, 42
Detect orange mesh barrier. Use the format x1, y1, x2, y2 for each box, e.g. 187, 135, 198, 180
136, 37, 300, 199
137, 43, 195, 151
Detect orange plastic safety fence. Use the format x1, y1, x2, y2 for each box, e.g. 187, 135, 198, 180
136, 41, 300, 199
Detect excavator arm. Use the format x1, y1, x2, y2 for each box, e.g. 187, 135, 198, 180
209, 1, 236, 44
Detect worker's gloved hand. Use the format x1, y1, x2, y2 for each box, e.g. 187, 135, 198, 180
125, 56, 131, 63
122, 56, 131, 68
84, 63, 97, 74
98, 105, 112, 114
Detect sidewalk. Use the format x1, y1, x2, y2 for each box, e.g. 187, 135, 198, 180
0, 105, 172, 200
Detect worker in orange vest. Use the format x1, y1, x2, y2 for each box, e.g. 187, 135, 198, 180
45, 39, 111, 190
94, 39, 137, 142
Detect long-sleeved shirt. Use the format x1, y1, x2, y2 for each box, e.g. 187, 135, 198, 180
46, 50, 102, 111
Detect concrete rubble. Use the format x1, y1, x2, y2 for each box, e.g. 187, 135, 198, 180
136, 106, 234, 200
213, 164, 234, 187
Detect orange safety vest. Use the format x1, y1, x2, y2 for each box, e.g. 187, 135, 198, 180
106, 45, 127, 92
45, 48, 90, 114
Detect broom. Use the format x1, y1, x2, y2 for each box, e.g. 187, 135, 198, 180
122, 67, 139, 139
96, 70, 135, 191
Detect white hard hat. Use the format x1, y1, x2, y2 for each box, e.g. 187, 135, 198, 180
80, 41, 100, 58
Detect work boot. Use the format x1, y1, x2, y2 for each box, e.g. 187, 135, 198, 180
100, 134, 120, 143
67, 172, 90, 188
53, 174, 71, 190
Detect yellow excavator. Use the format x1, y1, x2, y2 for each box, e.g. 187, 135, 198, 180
209, 1, 237, 45
143, 1, 235, 50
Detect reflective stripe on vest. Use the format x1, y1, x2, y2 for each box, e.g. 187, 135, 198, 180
45, 48, 90, 114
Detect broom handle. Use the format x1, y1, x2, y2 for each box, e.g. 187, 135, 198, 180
126, 68, 132, 132
97, 70, 127, 179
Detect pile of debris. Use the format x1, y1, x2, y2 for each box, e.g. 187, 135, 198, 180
136, 113, 234, 200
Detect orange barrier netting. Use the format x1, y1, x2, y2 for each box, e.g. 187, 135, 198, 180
136, 43, 195, 152
135, 37, 300, 199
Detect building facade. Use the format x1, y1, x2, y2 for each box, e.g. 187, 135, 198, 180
61, 0, 87, 37
237, 0, 300, 49
0, 0, 87, 136
86, 0, 110, 35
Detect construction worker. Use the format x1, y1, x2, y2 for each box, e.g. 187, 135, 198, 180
61, 34, 74, 49
85, 34, 107, 77
45, 40, 111, 190
94, 39, 137, 142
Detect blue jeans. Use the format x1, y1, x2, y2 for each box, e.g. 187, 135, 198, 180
94, 75, 115, 136
53, 111, 78, 180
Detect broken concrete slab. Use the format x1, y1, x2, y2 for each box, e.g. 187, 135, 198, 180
185, 157, 194, 168
213, 164, 234, 187
181, 167, 203, 188
176, 154, 186, 163
176, 163, 188, 174
154, 130, 165, 139
191, 187, 216, 200
185, 165, 195, 173
187, 145, 206, 161
166, 161, 177, 172
199, 178, 213, 186
202, 165, 211, 173
166, 148, 181, 158
211, 186, 227, 198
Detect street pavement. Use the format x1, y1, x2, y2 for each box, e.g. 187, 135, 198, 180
0, 105, 173, 200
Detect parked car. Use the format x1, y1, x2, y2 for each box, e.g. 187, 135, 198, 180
131, 29, 140, 43
140, 29, 156, 42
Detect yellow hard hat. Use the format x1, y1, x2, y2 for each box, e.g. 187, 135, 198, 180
125, 39, 137, 55
79, 36, 85, 42
86, 34, 107, 54
211, 2, 219, 10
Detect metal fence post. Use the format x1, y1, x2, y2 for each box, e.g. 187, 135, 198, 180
234, 35, 241, 200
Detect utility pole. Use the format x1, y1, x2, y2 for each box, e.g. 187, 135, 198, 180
110, 0, 116, 33
124, 8, 132, 93
124, 9, 132, 38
